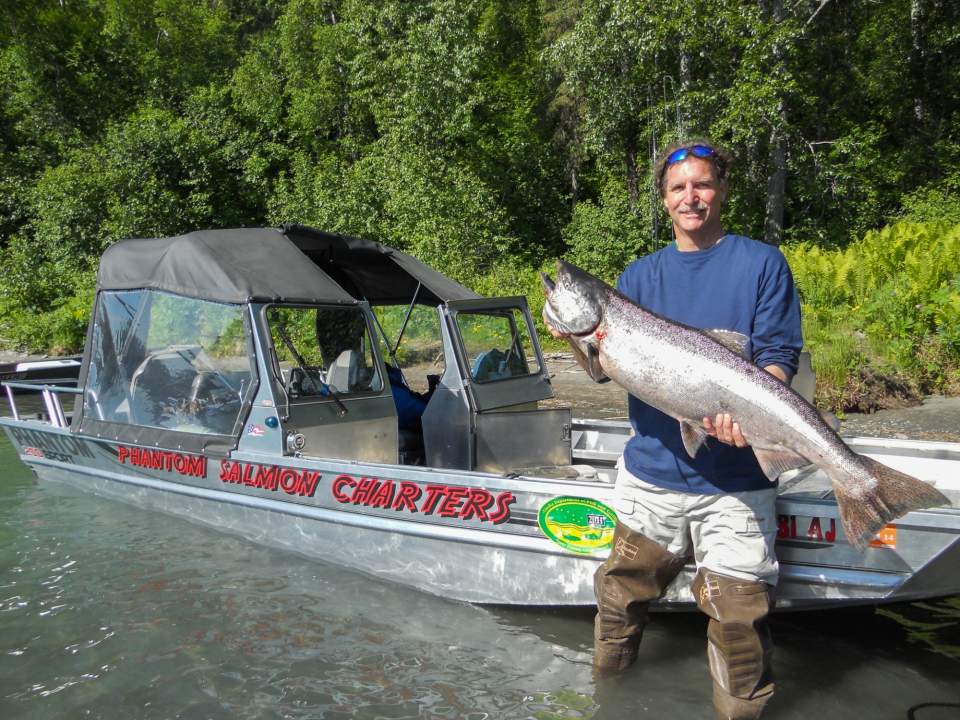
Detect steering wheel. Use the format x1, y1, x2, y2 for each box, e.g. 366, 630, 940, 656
286, 366, 327, 397
190, 370, 239, 407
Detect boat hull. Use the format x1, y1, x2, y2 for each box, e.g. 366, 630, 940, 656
5, 419, 958, 610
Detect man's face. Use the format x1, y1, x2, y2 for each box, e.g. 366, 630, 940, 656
661, 157, 727, 240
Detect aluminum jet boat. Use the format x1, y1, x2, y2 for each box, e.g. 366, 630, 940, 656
0, 355, 81, 389
2, 225, 958, 609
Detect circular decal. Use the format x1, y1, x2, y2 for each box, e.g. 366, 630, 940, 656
538, 496, 617, 554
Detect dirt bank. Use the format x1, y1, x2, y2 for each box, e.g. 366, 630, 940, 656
4, 349, 957, 442
542, 354, 960, 442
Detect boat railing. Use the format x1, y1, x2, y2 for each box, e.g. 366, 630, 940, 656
3, 381, 82, 429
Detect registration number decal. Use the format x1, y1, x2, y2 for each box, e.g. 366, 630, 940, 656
777, 514, 837, 543
869, 525, 898, 549
777, 514, 897, 548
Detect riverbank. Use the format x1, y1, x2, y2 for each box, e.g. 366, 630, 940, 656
542, 354, 960, 442
3, 349, 958, 442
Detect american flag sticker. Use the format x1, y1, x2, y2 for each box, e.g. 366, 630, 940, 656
246, 424, 266, 437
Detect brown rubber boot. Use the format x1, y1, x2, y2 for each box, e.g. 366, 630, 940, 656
593, 522, 687, 674
692, 569, 776, 720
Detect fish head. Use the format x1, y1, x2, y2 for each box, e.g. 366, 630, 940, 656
540, 260, 606, 336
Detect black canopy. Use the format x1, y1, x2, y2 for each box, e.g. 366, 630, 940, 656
96, 225, 480, 305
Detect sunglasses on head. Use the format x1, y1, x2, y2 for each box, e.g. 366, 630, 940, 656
664, 144, 717, 166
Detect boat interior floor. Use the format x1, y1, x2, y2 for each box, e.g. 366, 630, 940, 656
512, 464, 615, 482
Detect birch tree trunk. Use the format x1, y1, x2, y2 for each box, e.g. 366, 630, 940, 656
910, 0, 929, 127
625, 120, 639, 213
762, 0, 787, 246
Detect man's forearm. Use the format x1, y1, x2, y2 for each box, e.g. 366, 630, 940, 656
764, 364, 792, 384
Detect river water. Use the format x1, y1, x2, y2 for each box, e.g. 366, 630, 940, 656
1, 403, 959, 718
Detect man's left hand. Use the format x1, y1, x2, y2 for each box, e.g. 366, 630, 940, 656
701, 366, 789, 448
703, 413, 748, 448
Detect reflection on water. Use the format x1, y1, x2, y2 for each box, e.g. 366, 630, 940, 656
878, 598, 960, 660
0, 432, 957, 720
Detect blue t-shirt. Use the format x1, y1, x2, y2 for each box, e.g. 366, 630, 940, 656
616, 234, 803, 494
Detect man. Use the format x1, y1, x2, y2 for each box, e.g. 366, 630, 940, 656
546, 140, 802, 720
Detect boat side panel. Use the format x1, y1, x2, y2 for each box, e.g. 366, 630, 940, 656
0, 419, 608, 544
17, 455, 922, 609
4, 419, 957, 608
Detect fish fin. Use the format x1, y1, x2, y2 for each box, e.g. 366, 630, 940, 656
752, 447, 811, 480
830, 455, 949, 550
567, 339, 610, 384
703, 329, 751, 359
819, 409, 841, 432
679, 421, 709, 458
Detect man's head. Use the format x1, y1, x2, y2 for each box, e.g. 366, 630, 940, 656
655, 140, 732, 248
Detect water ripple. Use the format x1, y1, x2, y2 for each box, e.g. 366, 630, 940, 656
0, 436, 957, 719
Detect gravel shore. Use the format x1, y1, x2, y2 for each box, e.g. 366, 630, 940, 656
542, 353, 960, 442
4, 349, 957, 441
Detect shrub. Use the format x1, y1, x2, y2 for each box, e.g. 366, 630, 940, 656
785, 221, 960, 410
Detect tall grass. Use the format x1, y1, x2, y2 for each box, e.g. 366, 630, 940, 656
784, 221, 960, 411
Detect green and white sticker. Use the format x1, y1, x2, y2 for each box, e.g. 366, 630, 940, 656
538, 496, 618, 554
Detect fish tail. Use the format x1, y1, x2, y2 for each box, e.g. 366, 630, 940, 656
830, 455, 949, 550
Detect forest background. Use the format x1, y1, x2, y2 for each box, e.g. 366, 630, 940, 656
1, 0, 959, 411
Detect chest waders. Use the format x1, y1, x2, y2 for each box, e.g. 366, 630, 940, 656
592, 522, 686, 672
593, 522, 776, 720
692, 569, 775, 719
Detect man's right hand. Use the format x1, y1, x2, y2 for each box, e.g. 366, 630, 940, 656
544, 306, 610, 383
542, 307, 569, 338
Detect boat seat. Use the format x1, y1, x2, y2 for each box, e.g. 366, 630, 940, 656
326, 349, 359, 393
188, 370, 242, 435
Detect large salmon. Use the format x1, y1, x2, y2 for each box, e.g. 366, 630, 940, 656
541, 260, 948, 549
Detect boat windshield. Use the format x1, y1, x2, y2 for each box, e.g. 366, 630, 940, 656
454, 307, 541, 383
83, 290, 257, 435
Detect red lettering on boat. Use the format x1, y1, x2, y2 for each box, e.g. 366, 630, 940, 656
255, 464, 279, 491
297, 471, 321, 497
369, 479, 395, 508
489, 491, 516, 524
777, 514, 838, 544
116, 445, 207, 478
421, 485, 446, 515
330, 475, 513, 524
459, 488, 493, 521
438, 487, 468, 517
332, 474, 355, 501
218, 460, 322, 497
278, 468, 299, 494
393, 482, 421, 512
353, 477, 378, 504
825, 519, 837, 542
